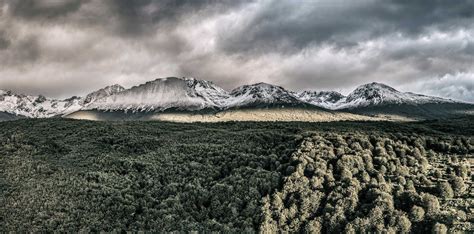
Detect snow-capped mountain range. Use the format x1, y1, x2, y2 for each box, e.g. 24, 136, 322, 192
0, 85, 125, 118
0, 77, 466, 118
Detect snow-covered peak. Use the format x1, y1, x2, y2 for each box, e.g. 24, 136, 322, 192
336, 82, 456, 109
86, 77, 231, 111
83, 84, 125, 105
345, 82, 399, 103
183, 78, 231, 107
227, 82, 301, 107
297, 91, 345, 109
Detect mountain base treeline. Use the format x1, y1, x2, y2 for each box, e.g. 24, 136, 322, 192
0, 117, 472, 232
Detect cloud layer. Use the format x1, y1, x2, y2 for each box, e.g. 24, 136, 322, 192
0, 0, 473, 102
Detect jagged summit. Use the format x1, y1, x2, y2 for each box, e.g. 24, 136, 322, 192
83, 84, 125, 105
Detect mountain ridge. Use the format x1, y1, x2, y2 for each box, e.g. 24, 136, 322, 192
337, 82, 456, 109
0, 77, 471, 120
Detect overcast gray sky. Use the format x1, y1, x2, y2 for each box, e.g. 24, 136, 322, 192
0, 0, 473, 102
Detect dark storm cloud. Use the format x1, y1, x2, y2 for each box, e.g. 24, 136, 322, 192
9, 0, 86, 19
0, 33, 41, 67
0, 30, 10, 49
6, 0, 246, 37
218, 0, 474, 54
0, 0, 472, 102
107, 0, 177, 36
110, 0, 245, 32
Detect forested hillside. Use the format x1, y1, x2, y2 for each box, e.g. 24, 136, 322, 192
0, 118, 472, 232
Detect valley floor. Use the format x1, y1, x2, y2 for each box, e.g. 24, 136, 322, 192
65, 108, 414, 122
0, 117, 473, 232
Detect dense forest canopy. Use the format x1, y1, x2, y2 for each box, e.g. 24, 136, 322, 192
0, 117, 472, 232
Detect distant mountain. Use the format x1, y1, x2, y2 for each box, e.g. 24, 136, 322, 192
0, 90, 83, 118
1, 78, 472, 121
327, 82, 471, 119
297, 82, 457, 110
336, 82, 455, 109
85, 77, 231, 112
227, 83, 303, 108
0, 85, 124, 119
297, 91, 345, 110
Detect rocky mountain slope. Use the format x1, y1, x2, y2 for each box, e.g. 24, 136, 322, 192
85, 77, 231, 112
